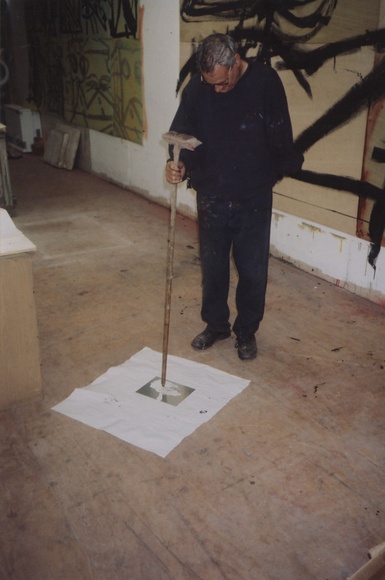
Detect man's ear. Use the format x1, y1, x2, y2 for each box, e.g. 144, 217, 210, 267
234, 53, 242, 67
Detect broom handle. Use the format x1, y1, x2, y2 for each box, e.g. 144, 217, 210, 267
161, 145, 181, 386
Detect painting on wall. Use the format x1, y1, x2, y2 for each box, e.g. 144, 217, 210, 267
178, 0, 385, 264
26, 0, 143, 145
359, 52, 385, 263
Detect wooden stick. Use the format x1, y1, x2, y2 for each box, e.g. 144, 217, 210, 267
160, 132, 202, 386
161, 144, 180, 387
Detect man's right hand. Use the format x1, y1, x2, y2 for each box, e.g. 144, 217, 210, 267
165, 160, 186, 184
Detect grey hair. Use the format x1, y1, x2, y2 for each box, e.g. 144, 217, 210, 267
196, 34, 238, 73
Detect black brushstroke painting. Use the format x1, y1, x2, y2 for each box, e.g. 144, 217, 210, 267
28, 0, 139, 39
179, 0, 385, 265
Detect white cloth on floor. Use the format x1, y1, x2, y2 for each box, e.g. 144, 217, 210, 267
52, 347, 250, 458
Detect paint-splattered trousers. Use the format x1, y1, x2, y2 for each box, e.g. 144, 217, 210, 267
197, 193, 272, 338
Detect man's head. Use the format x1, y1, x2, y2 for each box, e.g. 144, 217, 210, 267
196, 34, 238, 73
196, 33, 244, 93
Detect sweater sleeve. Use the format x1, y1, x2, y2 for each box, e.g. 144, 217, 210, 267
265, 69, 304, 180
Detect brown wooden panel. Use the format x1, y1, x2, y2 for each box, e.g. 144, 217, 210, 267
0, 254, 42, 409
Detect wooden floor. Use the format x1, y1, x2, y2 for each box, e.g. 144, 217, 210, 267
1, 154, 385, 580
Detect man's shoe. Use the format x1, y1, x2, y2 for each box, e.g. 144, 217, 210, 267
235, 334, 257, 360
191, 328, 231, 350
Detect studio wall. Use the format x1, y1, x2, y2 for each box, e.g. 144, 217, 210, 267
4, 0, 385, 304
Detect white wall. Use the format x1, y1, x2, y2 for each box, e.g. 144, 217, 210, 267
270, 210, 385, 306
88, 0, 385, 307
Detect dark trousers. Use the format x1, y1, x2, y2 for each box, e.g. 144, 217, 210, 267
197, 193, 272, 337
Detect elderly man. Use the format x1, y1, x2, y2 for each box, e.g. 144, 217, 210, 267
166, 33, 303, 360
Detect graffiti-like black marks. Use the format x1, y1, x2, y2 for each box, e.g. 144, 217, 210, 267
294, 57, 385, 154
25, 0, 60, 36
295, 170, 383, 203
109, 0, 139, 38
28, 0, 139, 39
181, 0, 261, 23
368, 200, 385, 268
177, 1, 346, 91
60, 0, 82, 34
71, 0, 138, 38
275, 29, 385, 77
237, 28, 385, 261
181, 0, 337, 42
81, 0, 108, 35
368, 145, 385, 253
277, 2, 335, 31
372, 147, 385, 163
64, 37, 112, 127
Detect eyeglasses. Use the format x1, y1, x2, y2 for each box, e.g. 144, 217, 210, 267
200, 66, 232, 87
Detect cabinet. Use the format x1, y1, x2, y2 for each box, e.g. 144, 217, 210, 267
4, 104, 42, 153
0, 210, 42, 409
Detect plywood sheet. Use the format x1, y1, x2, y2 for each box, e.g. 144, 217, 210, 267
44, 124, 80, 170
43, 129, 68, 168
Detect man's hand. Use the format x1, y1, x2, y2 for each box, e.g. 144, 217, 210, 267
166, 160, 186, 184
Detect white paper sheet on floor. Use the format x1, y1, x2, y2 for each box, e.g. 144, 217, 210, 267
52, 347, 250, 458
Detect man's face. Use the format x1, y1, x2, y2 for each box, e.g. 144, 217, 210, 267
200, 55, 241, 93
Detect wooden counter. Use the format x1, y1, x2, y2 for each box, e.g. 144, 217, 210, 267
0, 209, 41, 409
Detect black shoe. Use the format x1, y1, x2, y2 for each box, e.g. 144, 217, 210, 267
191, 328, 231, 350
235, 334, 257, 360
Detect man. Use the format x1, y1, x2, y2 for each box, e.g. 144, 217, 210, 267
165, 33, 303, 360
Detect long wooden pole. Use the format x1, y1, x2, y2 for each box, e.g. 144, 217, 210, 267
161, 145, 180, 387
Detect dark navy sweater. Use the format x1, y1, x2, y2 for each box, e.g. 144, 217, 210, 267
170, 62, 303, 206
